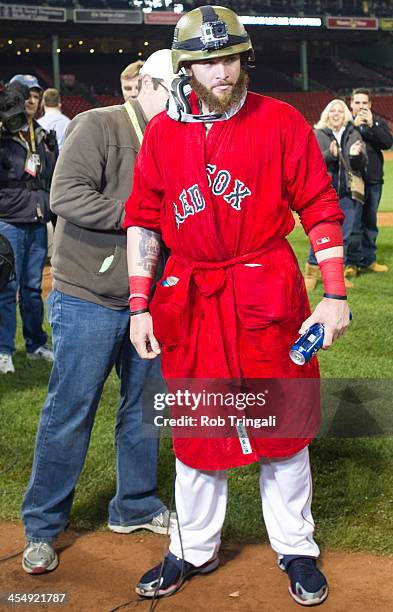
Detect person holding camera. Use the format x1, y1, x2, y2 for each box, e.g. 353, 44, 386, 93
346, 88, 393, 276
0, 74, 58, 374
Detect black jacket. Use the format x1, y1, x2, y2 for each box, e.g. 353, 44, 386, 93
357, 114, 393, 185
0, 121, 58, 224
314, 123, 367, 199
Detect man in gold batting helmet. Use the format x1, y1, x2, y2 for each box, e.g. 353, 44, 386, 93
124, 5, 350, 607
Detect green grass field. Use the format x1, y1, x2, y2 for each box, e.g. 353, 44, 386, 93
380, 158, 393, 212
0, 228, 392, 554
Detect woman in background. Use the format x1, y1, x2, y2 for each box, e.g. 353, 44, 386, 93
304, 98, 367, 291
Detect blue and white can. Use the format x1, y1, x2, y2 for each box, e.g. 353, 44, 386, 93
161, 276, 179, 287
289, 323, 325, 366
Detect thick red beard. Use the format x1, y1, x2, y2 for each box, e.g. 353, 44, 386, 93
189, 68, 249, 114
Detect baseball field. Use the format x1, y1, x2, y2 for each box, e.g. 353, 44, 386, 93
0, 161, 392, 611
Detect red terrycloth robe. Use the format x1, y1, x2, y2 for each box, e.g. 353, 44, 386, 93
124, 92, 343, 470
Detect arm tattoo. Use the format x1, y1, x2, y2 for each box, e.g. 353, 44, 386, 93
137, 228, 160, 274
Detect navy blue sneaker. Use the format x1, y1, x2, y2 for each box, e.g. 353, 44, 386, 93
278, 555, 328, 606
135, 552, 219, 598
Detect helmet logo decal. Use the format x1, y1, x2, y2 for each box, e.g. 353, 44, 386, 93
200, 20, 229, 51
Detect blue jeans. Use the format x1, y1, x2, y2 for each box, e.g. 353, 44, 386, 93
347, 184, 382, 268
307, 196, 361, 266
0, 221, 47, 354
21, 290, 166, 542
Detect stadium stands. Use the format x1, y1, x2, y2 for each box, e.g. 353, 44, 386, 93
5, 0, 393, 16
250, 67, 301, 93
306, 58, 393, 93
60, 95, 122, 118
266, 92, 393, 129
58, 89, 393, 130
3, 0, 393, 127
60, 95, 94, 118
96, 94, 123, 107
367, 64, 393, 83
368, 95, 393, 128
265, 91, 333, 124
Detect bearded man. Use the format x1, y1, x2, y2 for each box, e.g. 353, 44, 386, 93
123, 6, 351, 607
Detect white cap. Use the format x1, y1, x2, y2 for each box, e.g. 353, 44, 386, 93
139, 49, 178, 90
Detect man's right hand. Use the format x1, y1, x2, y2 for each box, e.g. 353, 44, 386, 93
130, 312, 161, 359
353, 108, 373, 127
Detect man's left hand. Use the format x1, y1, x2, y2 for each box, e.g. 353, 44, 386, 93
299, 298, 351, 348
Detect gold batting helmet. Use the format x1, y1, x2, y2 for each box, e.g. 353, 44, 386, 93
172, 5, 254, 73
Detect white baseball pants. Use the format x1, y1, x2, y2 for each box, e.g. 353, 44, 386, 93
169, 447, 320, 566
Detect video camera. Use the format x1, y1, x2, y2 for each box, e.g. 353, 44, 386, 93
0, 81, 29, 135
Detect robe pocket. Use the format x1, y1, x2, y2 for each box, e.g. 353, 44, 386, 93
150, 281, 184, 347
233, 264, 289, 329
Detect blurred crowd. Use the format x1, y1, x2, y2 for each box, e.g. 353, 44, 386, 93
19, 0, 393, 17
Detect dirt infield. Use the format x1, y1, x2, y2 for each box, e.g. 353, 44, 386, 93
41, 266, 52, 300
1, 522, 392, 612
378, 211, 393, 226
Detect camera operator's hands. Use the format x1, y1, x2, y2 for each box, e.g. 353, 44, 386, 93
353, 108, 373, 127
44, 129, 58, 153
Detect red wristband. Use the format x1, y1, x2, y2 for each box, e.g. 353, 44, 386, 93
309, 222, 343, 254
319, 257, 346, 297
128, 275, 153, 311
